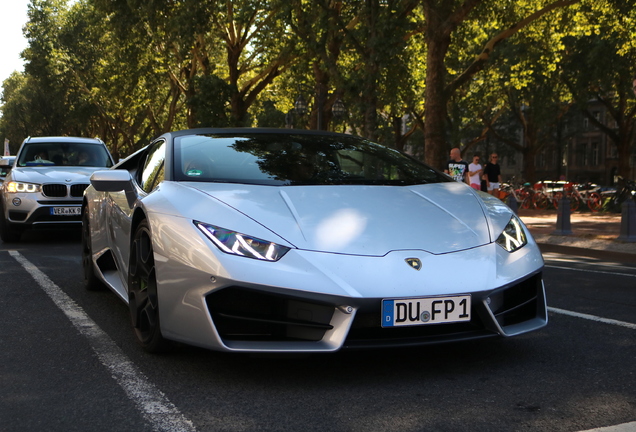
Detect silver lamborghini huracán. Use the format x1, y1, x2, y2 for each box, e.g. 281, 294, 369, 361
82, 128, 547, 353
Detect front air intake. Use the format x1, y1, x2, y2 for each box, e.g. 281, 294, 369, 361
206, 288, 335, 342
490, 273, 543, 328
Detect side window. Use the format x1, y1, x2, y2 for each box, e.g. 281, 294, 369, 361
139, 140, 166, 194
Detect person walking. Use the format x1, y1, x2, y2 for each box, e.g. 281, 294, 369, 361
483, 153, 502, 197
444, 148, 469, 184
467, 154, 482, 190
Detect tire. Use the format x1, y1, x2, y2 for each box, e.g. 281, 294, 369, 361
0, 201, 22, 243
553, 192, 579, 211
82, 208, 104, 291
519, 191, 531, 210
128, 220, 168, 353
570, 195, 580, 211
587, 192, 602, 212
533, 192, 549, 210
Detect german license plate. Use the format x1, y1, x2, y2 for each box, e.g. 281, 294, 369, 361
50, 207, 81, 216
382, 295, 471, 327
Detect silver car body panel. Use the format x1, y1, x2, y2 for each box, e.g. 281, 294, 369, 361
5, 168, 104, 223
85, 171, 546, 353
1, 137, 114, 232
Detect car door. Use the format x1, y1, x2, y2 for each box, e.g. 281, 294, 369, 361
109, 140, 166, 289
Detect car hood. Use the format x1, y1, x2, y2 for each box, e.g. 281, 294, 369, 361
185, 182, 501, 255
11, 166, 102, 183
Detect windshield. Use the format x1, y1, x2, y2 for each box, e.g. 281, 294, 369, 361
174, 133, 448, 186
17, 142, 113, 168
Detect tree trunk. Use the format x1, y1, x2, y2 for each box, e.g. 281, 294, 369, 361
393, 116, 404, 151
227, 42, 245, 126
362, 66, 379, 140
617, 135, 632, 180
523, 148, 537, 183
311, 63, 330, 130
362, 0, 379, 140
423, 4, 452, 171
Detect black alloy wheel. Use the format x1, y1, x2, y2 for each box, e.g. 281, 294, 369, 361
128, 219, 168, 353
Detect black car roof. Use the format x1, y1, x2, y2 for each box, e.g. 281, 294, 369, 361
23, 136, 104, 144
159, 128, 353, 140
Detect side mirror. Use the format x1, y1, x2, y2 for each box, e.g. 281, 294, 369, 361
90, 170, 136, 208
90, 169, 133, 192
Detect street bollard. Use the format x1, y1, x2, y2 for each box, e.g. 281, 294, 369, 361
618, 199, 636, 242
506, 193, 518, 214
552, 195, 573, 235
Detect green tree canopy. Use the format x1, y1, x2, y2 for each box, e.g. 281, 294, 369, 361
1, 0, 635, 184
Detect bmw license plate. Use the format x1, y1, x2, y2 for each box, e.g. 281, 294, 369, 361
382, 295, 471, 327
50, 207, 81, 216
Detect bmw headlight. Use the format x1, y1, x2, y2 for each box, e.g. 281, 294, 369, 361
496, 215, 527, 253
6, 181, 41, 193
195, 221, 290, 261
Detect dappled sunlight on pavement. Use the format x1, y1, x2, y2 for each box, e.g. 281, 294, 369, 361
518, 209, 636, 256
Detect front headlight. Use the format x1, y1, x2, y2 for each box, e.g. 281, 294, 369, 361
496, 215, 527, 253
195, 221, 290, 261
6, 181, 41, 193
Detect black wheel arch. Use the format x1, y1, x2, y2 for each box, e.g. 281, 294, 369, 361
130, 207, 149, 249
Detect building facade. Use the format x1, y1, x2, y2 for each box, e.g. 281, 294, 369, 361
503, 103, 635, 186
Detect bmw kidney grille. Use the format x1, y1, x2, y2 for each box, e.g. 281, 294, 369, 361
42, 183, 89, 198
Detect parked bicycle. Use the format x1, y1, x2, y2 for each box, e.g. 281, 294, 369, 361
532, 180, 566, 210
552, 182, 602, 212
499, 178, 533, 209
604, 176, 636, 212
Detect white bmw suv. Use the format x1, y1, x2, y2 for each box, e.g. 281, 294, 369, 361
0, 136, 114, 242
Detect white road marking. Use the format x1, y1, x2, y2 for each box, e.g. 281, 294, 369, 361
579, 421, 636, 431
9, 249, 633, 432
548, 307, 636, 330
553, 306, 636, 432
543, 253, 630, 269
9, 251, 197, 432
547, 260, 636, 432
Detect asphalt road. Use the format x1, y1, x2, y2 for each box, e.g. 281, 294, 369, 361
1, 229, 635, 432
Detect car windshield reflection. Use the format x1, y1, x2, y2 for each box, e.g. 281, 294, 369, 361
17, 143, 113, 168
175, 133, 447, 186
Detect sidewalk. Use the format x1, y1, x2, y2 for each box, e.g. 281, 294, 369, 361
518, 209, 636, 261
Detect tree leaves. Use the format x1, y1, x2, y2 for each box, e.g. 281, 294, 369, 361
0, 0, 634, 182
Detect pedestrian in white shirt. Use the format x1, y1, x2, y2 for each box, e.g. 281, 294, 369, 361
468, 154, 482, 190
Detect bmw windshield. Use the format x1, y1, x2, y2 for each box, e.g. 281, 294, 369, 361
17, 142, 114, 168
